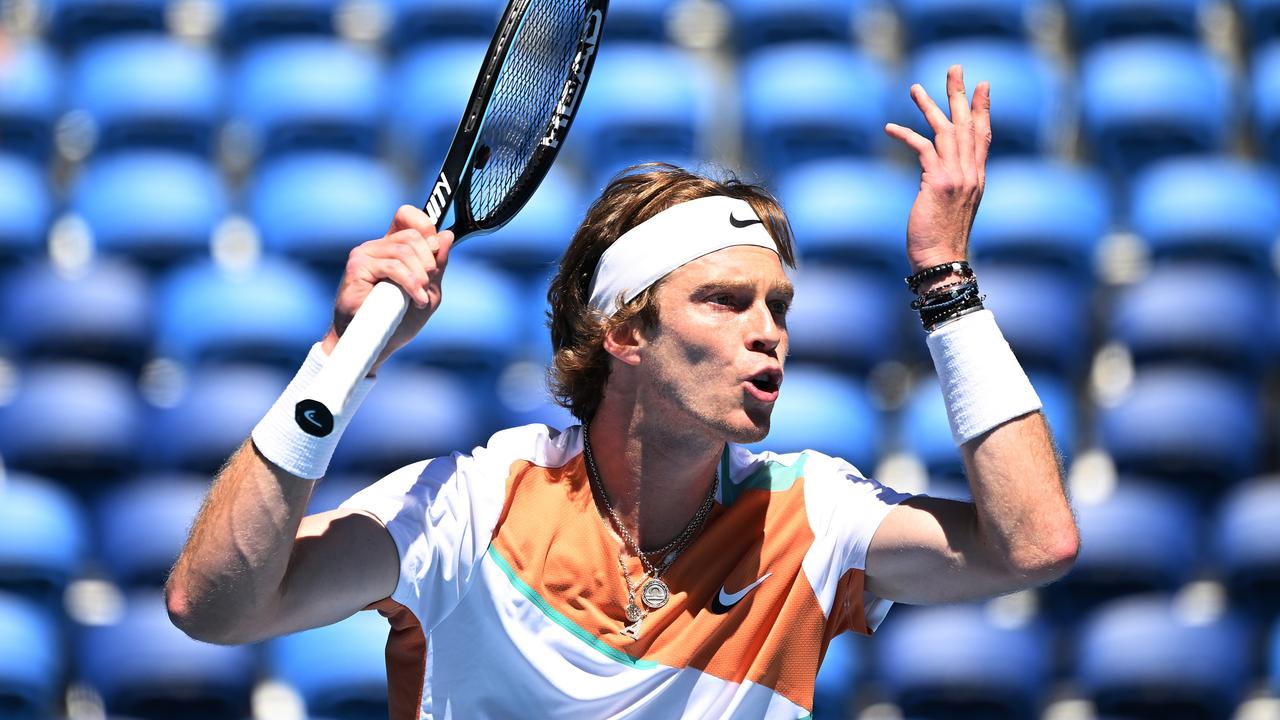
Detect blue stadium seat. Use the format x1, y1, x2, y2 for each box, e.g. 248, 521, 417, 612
901, 41, 1066, 157
601, 0, 676, 41
901, 377, 965, 481
154, 257, 331, 368
331, 365, 487, 475
723, 0, 859, 51
970, 158, 1110, 274
250, 152, 404, 273
0, 362, 143, 484
1239, 0, 1280, 46
1076, 595, 1248, 720
1042, 479, 1199, 622
902, 370, 1076, 480
232, 38, 384, 158
148, 365, 290, 474
464, 165, 586, 276
895, 0, 1036, 48
570, 42, 713, 185
0, 473, 88, 609
1250, 41, 1280, 165
0, 154, 51, 264
221, 0, 339, 49
0, 259, 152, 369
43, 0, 167, 48
1081, 38, 1235, 176
979, 265, 1094, 377
96, 474, 209, 588
0, 40, 60, 160
78, 590, 256, 720
1063, 0, 1204, 47
784, 266, 901, 375
1214, 477, 1280, 621
1129, 155, 1280, 269
68, 34, 222, 157
1098, 366, 1260, 486
774, 159, 916, 275
814, 632, 862, 718
745, 365, 880, 474
394, 258, 524, 376
72, 151, 227, 268
386, 0, 504, 47
388, 40, 487, 174
268, 610, 389, 719
875, 602, 1052, 720
0, 592, 63, 720
741, 43, 892, 177
1109, 264, 1272, 376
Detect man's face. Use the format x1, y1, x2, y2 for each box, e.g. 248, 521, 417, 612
637, 245, 792, 444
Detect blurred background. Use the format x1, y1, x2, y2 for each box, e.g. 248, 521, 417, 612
0, 0, 1278, 718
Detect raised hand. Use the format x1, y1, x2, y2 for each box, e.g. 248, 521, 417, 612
321, 205, 455, 374
884, 64, 991, 284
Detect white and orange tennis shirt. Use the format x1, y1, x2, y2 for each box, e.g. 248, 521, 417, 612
339, 423, 912, 719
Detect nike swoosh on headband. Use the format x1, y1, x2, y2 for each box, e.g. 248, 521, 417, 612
728, 212, 763, 229
709, 572, 772, 614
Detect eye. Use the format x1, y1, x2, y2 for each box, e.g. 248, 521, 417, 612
769, 299, 791, 316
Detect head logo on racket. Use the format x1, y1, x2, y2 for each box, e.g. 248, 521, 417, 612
541, 8, 604, 149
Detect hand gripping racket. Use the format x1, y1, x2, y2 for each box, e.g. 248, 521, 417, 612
295, 0, 608, 437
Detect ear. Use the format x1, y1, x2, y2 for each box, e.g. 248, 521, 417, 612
602, 318, 644, 366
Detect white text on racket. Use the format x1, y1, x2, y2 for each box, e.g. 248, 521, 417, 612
541, 8, 603, 149
425, 172, 453, 226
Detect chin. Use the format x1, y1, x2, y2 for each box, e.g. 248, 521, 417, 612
725, 413, 771, 445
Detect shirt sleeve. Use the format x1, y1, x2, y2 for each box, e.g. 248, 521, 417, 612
800, 452, 914, 634
338, 445, 510, 632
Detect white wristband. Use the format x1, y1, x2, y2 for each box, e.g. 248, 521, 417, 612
250, 343, 377, 480
926, 309, 1042, 445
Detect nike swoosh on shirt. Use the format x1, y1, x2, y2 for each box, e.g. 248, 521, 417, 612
709, 573, 772, 614
728, 212, 763, 229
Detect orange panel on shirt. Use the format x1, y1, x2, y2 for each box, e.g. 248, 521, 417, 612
490, 457, 837, 710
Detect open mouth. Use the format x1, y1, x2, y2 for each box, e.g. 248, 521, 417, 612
749, 376, 780, 393
746, 370, 782, 399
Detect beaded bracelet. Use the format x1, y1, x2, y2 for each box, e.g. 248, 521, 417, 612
904, 260, 974, 294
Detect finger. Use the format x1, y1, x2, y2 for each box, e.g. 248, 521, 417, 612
433, 230, 456, 271
365, 256, 433, 308
387, 204, 438, 238
947, 65, 976, 180
379, 227, 435, 275
885, 122, 941, 171
909, 83, 954, 159
972, 81, 993, 185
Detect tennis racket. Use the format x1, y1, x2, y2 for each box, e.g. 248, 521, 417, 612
295, 0, 608, 437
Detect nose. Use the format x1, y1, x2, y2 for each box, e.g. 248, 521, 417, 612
746, 301, 783, 355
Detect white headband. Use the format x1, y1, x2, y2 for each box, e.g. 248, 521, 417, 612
587, 195, 780, 317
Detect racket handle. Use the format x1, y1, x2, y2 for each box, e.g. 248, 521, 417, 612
294, 281, 408, 437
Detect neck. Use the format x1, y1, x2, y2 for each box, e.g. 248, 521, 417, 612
585, 398, 722, 551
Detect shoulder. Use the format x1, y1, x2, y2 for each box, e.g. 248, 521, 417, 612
471, 423, 583, 471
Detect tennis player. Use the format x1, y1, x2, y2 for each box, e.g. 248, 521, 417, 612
168, 66, 1077, 718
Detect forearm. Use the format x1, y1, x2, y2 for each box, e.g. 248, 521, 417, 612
960, 411, 1077, 582
166, 440, 314, 643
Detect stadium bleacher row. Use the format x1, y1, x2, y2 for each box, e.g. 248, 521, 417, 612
1, 0, 1279, 718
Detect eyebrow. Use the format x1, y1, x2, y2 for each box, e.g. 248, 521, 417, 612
692, 279, 795, 300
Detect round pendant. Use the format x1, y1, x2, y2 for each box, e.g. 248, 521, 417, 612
626, 602, 644, 622
641, 578, 669, 609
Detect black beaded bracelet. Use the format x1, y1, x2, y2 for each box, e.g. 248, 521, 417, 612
904, 260, 973, 294
922, 301, 986, 331
910, 280, 980, 311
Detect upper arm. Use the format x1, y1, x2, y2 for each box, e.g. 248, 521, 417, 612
261, 508, 400, 639
863, 495, 1015, 604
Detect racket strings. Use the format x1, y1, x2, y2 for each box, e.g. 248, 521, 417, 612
470, 0, 590, 224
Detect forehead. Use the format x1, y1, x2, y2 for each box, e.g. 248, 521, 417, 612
662, 245, 791, 291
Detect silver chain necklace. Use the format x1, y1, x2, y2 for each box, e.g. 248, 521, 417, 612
581, 425, 717, 639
